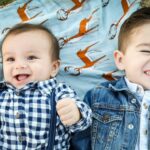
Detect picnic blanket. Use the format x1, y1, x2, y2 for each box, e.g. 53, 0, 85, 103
0, 0, 141, 98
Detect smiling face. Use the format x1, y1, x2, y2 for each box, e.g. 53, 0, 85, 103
2, 30, 60, 89
114, 23, 150, 89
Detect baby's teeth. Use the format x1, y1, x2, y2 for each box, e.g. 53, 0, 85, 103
146, 71, 150, 75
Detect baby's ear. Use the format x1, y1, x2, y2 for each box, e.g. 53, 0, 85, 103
113, 50, 125, 70
51, 60, 60, 77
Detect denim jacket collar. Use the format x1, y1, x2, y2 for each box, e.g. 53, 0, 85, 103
102, 76, 130, 92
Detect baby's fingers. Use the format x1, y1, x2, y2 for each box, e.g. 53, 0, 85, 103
59, 113, 74, 125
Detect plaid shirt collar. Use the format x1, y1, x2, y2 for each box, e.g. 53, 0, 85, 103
0, 77, 57, 94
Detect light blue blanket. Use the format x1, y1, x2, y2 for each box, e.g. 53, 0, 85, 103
0, 0, 140, 98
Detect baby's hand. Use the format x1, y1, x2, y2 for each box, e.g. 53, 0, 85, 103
56, 98, 81, 126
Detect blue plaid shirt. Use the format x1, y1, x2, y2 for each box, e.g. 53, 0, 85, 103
0, 78, 92, 150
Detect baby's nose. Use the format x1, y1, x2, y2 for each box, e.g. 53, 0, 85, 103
15, 61, 27, 69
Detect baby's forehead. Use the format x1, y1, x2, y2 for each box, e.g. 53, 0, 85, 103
3, 29, 53, 46
2, 30, 53, 52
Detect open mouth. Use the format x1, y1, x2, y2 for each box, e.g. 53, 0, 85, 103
15, 74, 30, 81
144, 71, 150, 76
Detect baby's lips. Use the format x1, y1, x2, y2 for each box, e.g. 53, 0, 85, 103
15, 74, 29, 81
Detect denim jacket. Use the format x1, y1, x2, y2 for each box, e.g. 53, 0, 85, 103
84, 77, 150, 150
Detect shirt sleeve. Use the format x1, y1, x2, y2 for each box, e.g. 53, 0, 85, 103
55, 83, 92, 132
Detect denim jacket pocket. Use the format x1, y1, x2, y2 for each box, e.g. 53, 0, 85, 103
91, 108, 123, 150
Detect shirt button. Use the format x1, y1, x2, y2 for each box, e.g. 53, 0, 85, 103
16, 112, 20, 119
143, 103, 148, 109
16, 91, 19, 96
18, 136, 23, 142
128, 123, 134, 129
144, 129, 148, 135
131, 99, 136, 104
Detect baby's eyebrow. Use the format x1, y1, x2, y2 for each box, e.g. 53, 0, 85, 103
136, 43, 150, 48
3, 52, 13, 57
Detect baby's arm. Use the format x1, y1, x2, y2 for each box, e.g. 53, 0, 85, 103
55, 83, 92, 132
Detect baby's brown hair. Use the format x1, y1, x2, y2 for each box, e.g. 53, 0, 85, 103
118, 7, 150, 52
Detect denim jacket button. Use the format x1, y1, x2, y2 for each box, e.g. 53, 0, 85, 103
102, 114, 110, 122
131, 99, 136, 104
128, 123, 134, 129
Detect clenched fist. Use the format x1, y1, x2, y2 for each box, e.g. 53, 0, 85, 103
56, 98, 81, 126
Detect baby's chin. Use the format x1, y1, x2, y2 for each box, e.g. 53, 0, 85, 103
12, 80, 31, 89
14, 84, 26, 89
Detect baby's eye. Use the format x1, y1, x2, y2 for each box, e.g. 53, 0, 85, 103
140, 50, 150, 54
27, 55, 38, 60
6, 57, 15, 62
